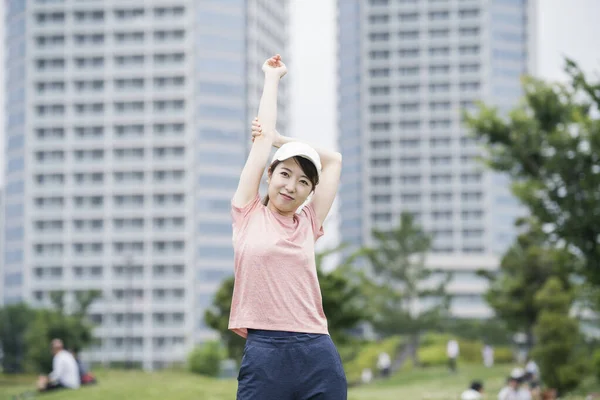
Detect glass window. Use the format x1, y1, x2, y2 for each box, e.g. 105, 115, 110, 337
5, 203, 24, 218
197, 34, 244, 53
7, 157, 25, 172
197, 268, 233, 283
197, 104, 244, 120
7, 0, 26, 17
7, 134, 25, 151
197, 246, 233, 260
197, 150, 242, 165
6, 180, 24, 195
198, 127, 241, 140
197, 222, 232, 235
5, 226, 24, 241
196, 198, 231, 212
196, 9, 243, 31
4, 272, 23, 286
198, 174, 239, 190
196, 57, 243, 75
198, 81, 244, 97
5, 250, 23, 264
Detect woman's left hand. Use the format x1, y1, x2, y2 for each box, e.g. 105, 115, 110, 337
251, 117, 282, 146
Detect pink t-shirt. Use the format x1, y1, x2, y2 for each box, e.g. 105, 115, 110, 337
228, 194, 329, 338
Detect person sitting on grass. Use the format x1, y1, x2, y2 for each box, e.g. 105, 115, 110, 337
461, 380, 484, 400
36, 339, 80, 392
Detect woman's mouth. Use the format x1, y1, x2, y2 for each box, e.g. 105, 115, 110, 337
280, 193, 294, 201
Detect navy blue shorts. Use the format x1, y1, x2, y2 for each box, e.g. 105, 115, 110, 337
237, 329, 348, 400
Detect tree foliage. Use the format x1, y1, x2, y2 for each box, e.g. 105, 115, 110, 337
25, 291, 100, 373
479, 219, 576, 346
532, 278, 587, 393
464, 59, 600, 287
364, 213, 450, 363
0, 291, 100, 373
0, 303, 36, 373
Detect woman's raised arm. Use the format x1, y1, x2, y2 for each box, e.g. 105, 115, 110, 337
232, 55, 287, 208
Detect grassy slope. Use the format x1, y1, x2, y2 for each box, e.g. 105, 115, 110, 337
2, 365, 598, 400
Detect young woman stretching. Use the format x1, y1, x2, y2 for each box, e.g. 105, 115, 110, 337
230, 54, 346, 399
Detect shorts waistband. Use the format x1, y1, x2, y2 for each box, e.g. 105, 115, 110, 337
246, 329, 328, 347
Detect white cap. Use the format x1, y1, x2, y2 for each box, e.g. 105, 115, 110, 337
271, 142, 322, 175
510, 367, 525, 380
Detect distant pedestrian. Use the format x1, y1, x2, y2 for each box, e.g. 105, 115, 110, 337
482, 344, 494, 368
447, 339, 459, 372
377, 352, 391, 378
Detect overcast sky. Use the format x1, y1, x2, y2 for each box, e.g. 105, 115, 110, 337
1, 0, 600, 187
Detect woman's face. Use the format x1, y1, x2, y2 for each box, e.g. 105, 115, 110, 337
267, 158, 313, 216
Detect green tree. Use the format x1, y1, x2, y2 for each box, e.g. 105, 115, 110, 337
204, 247, 370, 360
203, 276, 245, 361
464, 59, 600, 288
0, 303, 36, 373
532, 277, 587, 393
364, 212, 450, 365
25, 291, 99, 373
479, 219, 575, 348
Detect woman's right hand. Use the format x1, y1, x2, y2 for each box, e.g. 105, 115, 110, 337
262, 54, 287, 79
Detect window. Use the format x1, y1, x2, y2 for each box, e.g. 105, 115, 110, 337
459, 8, 480, 18
370, 50, 390, 59
429, 11, 449, 20
369, 15, 389, 23
429, 29, 449, 38
370, 68, 390, 77
399, 12, 418, 22
399, 30, 419, 39
369, 32, 389, 42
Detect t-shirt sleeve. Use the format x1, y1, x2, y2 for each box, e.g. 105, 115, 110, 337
302, 202, 325, 241
231, 194, 262, 231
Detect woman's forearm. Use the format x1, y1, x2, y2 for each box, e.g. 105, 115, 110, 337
257, 75, 280, 136
275, 134, 342, 168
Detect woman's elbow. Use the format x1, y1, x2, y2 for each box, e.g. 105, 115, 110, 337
331, 152, 343, 165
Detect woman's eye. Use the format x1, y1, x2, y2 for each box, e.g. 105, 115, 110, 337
300, 180, 309, 186
280, 172, 289, 177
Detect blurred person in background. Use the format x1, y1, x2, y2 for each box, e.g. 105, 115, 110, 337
447, 338, 459, 372
498, 368, 531, 400
36, 339, 80, 392
461, 380, 484, 400
483, 343, 494, 368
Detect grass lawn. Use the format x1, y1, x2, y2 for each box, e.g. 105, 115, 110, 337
2, 364, 598, 400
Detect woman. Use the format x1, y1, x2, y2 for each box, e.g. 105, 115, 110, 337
230, 54, 346, 399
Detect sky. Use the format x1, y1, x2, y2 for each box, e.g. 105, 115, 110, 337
1, 0, 599, 185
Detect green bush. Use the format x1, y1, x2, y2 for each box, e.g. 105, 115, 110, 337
594, 349, 600, 382
494, 347, 514, 364
343, 336, 403, 384
188, 341, 226, 377
417, 333, 513, 367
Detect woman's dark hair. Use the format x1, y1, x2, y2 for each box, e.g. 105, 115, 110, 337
263, 156, 319, 206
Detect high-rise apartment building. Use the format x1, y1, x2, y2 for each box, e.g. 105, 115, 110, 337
2, 0, 288, 369
337, 0, 535, 317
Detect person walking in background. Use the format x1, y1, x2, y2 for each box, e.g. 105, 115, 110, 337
525, 357, 540, 383
447, 338, 460, 373
483, 344, 494, 368
377, 351, 391, 379
229, 54, 346, 400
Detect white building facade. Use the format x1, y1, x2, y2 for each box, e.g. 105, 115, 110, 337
337, 0, 535, 318
2, 0, 288, 369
